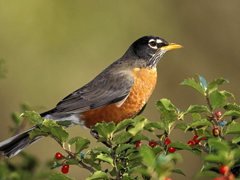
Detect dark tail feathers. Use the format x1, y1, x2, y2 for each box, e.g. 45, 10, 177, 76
0, 127, 42, 158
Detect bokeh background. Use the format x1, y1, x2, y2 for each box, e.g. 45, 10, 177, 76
0, 1, 240, 179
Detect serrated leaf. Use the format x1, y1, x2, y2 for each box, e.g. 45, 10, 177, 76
86, 171, 110, 180
68, 137, 79, 148
186, 119, 212, 131
83, 158, 101, 170
156, 99, 178, 131
21, 111, 43, 124
93, 121, 115, 139
225, 121, 240, 134
207, 78, 228, 94
184, 105, 210, 114
232, 135, 240, 143
29, 128, 48, 141
48, 173, 74, 180
222, 110, 240, 118
125, 148, 138, 156
180, 78, 205, 95
92, 146, 111, 155
191, 113, 201, 122
96, 154, 113, 166
116, 144, 133, 155
144, 122, 166, 131
196, 129, 213, 139
50, 126, 69, 143
210, 90, 227, 109
208, 138, 230, 152
128, 116, 149, 136
171, 168, 186, 176
41, 119, 58, 132
113, 119, 135, 134
66, 159, 79, 165
196, 74, 207, 92
130, 134, 149, 143
97, 137, 107, 143
113, 131, 132, 144
75, 138, 90, 153
224, 103, 240, 111
194, 171, 219, 179
174, 123, 187, 131
169, 141, 192, 151
220, 90, 235, 100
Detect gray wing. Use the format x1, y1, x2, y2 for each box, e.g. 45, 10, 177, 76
49, 70, 134, 115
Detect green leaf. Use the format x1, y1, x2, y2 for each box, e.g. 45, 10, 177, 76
184, 105, 210, 114
50, 126, 69, 143
225, 121, 240, 134
231, 148, 240, 160
93, 121, 115, 139
21, 111, 43, 124
92, 146, 111, 155
220, 90, 235, 100
171, 168, 186, 176
11, 112, 22, 126
186, 119, 212, 131
194, 171, 219, 179
196, 129, 214, 139
66, 159, 79, 165
201, 164, 219, 173
191, 113, 201, 122
97, 137, 107, 143
113, 119, 135, 134
151, 146, 164, 156
113, 131, 132, 144
207, 78, 228, 94
75, 137, 90, 153
224, 103, 240, 112
116, 144, 133, 155
68, 137, 79, 148
156, 99, 178, 131
204, 154, 222, 163
130, 134, 149, 143
128, 116, 149, 136
86, 171, 110, 180
196, 74, 207, 92
222, 110, 240, 118
83, 157, 101, 170
144, 122, 166, 131
169, 141, 192, 151
174, 123, 187, 131
180, 78, 205, 96
41, 119, 58, 132
138, 145, 155, 167
96, 153, 113, 166
208, 138, 230, 152
29, 128, 48, 141
56, 121, 72, 126
48, 173, 74, 180
232, 135, 240, 143
122, 174, 135, 180
210, 90, 227, 109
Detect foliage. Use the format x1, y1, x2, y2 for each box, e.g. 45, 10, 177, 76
2, 75, 240, 180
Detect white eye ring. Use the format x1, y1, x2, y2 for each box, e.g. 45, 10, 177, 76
148, 39, 157, 49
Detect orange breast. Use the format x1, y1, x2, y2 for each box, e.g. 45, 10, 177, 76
81, 67, 157, 128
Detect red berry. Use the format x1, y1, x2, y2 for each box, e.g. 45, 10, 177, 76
195, 131, 198, 136
213, 128, 220, 136
168, 147, 176, 153
62, 165, 69, 170
227, 173, 235, 180
55, 152, 62, 159
215, 111, 222, 118
202, 137, 206, 140
213, 178, 220, 180
61, 167, 69, 174
149, 141, 157, 148
164, 178, 172, 180
165, 138, 171, 145
219, 165, 229, 175
136, 142, 143, 147
188, 140, 195, 146
193, 135, 201, 143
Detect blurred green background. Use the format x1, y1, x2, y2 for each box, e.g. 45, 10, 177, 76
0, 0, 240, 179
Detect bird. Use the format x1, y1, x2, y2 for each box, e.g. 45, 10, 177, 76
0, 35, 182, 158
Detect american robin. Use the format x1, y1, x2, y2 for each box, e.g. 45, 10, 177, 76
0, 35, 182, 158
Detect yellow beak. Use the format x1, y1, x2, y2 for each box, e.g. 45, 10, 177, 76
160, 43, 183, 51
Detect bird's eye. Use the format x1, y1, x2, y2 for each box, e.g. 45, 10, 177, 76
149, 40, 157, 48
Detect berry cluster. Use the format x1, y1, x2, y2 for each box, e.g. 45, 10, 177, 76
165, 138, 176, 153
55, 152, 70, 174
187, 132, 206, 146
213, 165, 235, 180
